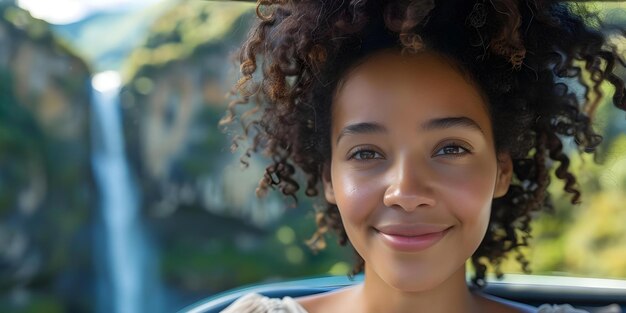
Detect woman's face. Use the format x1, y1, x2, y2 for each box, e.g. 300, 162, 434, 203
322, 50, 513, 292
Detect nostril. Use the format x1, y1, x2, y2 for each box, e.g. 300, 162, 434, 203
383, 191, 436, 211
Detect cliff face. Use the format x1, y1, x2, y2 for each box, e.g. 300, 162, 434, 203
120, 1, 276, 226
2, 7, 91, 138
122, 2, 255, 188
0, 4, 94, 312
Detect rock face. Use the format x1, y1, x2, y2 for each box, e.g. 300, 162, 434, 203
121, 2, 256, 213
0, 4, 94, 312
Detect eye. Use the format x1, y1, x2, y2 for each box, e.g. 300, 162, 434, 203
349, 148, 384, 161
434, 143, 471, 157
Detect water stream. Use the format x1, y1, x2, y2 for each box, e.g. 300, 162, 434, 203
90, 71, 162, 313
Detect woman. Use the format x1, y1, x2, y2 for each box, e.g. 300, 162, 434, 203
218, 0, 626, 312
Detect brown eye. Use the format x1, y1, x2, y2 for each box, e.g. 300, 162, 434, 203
434, 144, 470, 157
349, 149, 383, 161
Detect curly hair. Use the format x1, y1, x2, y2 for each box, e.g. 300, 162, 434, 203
219, 0, 626, 287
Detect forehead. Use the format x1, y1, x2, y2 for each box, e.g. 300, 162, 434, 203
332, 50, 491, 133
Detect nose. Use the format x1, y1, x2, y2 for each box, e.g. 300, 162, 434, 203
383, 156, 436, 212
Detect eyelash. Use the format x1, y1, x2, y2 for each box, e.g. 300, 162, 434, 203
348, 143, 471, 161
433, 142, 471, 157
349, 147, 384, 161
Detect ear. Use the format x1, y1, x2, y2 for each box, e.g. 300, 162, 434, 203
494, 152, 513, 198
321, 163, 337, 204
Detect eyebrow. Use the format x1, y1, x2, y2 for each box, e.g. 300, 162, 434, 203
336, 122, 386, 145
336, 116, 485, 145
421, 116, 485, 134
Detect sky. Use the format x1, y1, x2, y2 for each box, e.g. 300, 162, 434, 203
17, 0, 163, 24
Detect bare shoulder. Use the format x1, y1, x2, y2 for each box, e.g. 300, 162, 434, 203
294, 285, 360, 313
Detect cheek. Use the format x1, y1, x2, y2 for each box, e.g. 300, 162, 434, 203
331, 169, 381, 224
436, 158, 496, 227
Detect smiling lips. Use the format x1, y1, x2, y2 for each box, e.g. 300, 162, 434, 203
374, 224, 452, 252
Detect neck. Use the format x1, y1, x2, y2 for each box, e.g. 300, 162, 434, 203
353, 264, 477, 313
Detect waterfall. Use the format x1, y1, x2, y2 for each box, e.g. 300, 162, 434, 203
90, 71, 162, 313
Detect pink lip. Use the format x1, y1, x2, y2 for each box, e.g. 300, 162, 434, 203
375, 224, 452, 252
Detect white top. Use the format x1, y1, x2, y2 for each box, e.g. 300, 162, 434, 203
220, 292, 600, 313
220, 293, 308, 313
